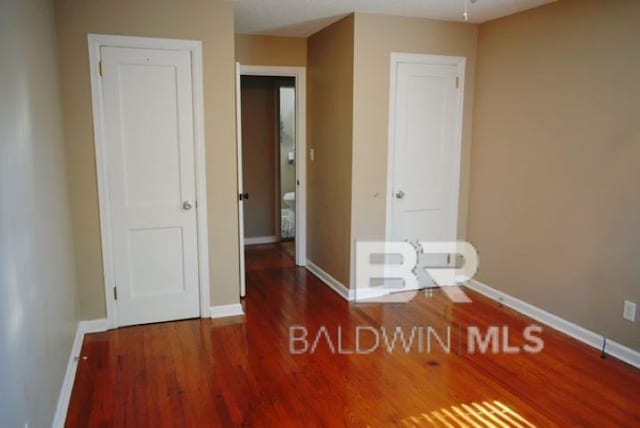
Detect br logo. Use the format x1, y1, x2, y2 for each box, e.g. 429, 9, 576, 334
354, 241, 479, 303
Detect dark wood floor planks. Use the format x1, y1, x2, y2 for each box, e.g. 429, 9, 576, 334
66, 243, 640, 427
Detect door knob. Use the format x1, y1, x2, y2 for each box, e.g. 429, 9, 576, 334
395, 190, 405, 199
182, 200, 194, 210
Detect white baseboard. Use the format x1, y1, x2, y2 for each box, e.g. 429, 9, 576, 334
605, 340, 640, 369
244, 235, 279, 245
210, 304, 245, 318
305, 259, 391, 302
467, 279, 640, 369
350, 287, 389, 301
52, 318, 109, 427
79, 318, 109, 334
306, 260, 350, 301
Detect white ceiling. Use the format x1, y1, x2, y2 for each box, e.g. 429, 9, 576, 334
234, 0, 556, 37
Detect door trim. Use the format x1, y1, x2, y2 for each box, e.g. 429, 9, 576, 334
88, 34, 210, 329
238, 65, 307, 267
385, 53, 466, 242
235, 62, 247, 297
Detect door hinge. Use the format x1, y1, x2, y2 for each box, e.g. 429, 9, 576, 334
113, 286, 118, 300
455, 76, 460, 89
99, 60, 104, 77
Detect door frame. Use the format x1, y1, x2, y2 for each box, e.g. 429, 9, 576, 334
385, 52, 466, 242
237, 65, 307, 267
88, 34, 210, 329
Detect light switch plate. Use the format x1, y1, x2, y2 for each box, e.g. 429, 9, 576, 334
623, 300, 636, 322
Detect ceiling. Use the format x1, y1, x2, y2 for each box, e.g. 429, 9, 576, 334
234, 0, 556, 37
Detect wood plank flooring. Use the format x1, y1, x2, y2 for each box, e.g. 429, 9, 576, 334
66, 243, 640, 427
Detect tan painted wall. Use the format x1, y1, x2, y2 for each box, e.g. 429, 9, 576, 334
1, 0, 79, 425
469, 0, 640, 350
236, 34, 307, 67
307, 15, 354, 285
55, 0, 240, 318
241, 76, 277, 238
350, 13, 478, 286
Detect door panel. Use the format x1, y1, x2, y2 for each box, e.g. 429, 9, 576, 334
128, 227, 185, 296
119, 63, 182, 206
390, 60, 463, 279
101, 46, 200, 326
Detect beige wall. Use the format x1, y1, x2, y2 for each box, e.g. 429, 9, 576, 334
55, 0, 240, 318
350, 13, 478, 286
0, 0, 79, 425
236, 34, 307, 67
241, 76, 277, 238
469, 0, 640, 350
307, 15, 354, 285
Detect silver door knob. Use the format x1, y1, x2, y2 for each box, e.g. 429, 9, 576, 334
395, 190, 405, 199
182, 200, 194, 210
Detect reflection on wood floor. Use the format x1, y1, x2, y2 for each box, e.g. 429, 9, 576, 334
401, 400, 536, 427
66, 244, 640, 427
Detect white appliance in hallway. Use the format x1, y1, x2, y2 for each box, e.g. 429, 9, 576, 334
92, 37, 207, 327
282, 192, 295, 239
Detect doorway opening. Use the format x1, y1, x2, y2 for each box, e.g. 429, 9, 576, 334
277, 83, 297, 253
240, 75, 295, 249
235, 65, 307, 297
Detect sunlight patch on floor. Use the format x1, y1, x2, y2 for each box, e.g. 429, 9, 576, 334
399, 401, 536, 428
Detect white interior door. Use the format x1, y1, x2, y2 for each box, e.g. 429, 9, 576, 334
236, 62, 247, 298
389, 57, 464, 270
101, 46, 201, 326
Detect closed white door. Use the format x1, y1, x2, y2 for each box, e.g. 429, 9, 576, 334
101, 46, 200, 326
389, 57, 464, 253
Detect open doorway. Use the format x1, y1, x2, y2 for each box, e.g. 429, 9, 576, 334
277, 84, 297, 254
235, 65, 306, 297
240, 75, 295, 248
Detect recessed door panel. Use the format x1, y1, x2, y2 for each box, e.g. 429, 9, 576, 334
119, 64, 182, 207
101, 46, 200, 326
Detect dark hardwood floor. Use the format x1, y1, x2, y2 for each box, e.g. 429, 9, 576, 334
66, 243, 640, 427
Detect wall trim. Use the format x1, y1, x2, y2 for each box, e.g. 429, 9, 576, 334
306, 260, 391, 302
52, 318, 109, 427
351, 287, 389, 302
79, 318, 110, 334
210, 304, 245, 318
306, 260, 350, 301
244, 235, 279, 245
467, 279, 640, 369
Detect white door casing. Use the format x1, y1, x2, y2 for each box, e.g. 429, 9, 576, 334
236, 62, 247, 298
89, 35, 210, 328
387, 53, 465, 274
